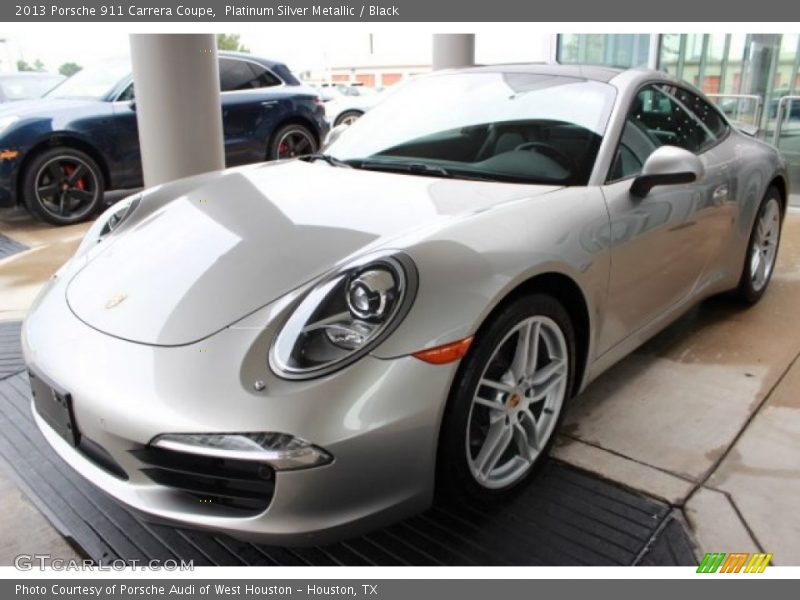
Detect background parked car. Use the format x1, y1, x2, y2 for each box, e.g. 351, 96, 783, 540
0, 52, 328, 225
317, 84, 383, 126
0, 73, 65, 103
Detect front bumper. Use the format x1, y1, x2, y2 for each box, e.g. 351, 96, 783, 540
23, 273, 458, 545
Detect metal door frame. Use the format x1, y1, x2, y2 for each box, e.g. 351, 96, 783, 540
773, 95, 800, 145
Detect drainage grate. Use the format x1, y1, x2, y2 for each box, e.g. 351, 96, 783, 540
0, 234, 27, 261
0, 322, 23, 380
0, 325, 696, 566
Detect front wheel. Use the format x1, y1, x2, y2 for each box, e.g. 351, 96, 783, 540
437, 294, 575, 500
735, 186, 783, 304
268, 124, 318, 160
22, 147, 105, 225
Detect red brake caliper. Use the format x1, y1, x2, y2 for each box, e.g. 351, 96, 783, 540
62, 164, 86, 190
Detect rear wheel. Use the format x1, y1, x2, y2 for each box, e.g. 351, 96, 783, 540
437, 294, 575, 500
22, 147, 104, 225
735, 186, 782, 304
268, 124, 318, 160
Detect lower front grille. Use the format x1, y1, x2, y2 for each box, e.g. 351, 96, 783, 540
132, 446, 275, 514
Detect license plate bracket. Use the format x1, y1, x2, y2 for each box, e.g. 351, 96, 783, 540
30, 370, 79, 447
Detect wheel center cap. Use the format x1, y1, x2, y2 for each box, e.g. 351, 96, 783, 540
507, 393, 522, 410
61, 182, 70, 192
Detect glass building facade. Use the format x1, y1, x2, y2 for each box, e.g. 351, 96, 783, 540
558, 34, 800, 194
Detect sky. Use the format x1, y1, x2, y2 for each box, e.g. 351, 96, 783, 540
0, 30, 549, 76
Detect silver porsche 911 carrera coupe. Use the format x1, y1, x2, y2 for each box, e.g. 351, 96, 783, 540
23, 64, 787, 545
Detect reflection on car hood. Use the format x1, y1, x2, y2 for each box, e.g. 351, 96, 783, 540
66, 160, 560, 346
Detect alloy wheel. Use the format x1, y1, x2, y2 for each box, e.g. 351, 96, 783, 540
750, 197, 781, 292
466, 315, 569, 489
34, 156, 99, 221
276, 129, 316, 159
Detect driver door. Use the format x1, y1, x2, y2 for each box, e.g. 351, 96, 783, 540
597, 83, 733, 354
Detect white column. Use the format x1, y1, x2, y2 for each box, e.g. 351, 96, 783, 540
129, 34, 225, 187
432, 34, 476, 71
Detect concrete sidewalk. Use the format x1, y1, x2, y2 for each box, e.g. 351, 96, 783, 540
1, 205, 800, 565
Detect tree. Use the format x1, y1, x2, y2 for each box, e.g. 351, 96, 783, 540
216, 34, 249, 53
17, 59, 45, 72
59, 62, 82, 77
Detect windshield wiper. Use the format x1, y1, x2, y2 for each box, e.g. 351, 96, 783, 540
353, 159, 505, 183
301, 153, 352, 168
346, 159, 453, 178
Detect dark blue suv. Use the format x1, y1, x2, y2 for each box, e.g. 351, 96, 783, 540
0, 52, 329, 224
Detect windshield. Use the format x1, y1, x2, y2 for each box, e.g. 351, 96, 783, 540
45, 58, 130, 100
327, 71, 616, 185
1, 75, 63, 100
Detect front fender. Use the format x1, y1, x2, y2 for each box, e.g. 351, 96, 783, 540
371, 187, 611, 366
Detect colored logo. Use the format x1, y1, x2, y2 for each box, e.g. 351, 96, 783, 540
697, 552, 773, 573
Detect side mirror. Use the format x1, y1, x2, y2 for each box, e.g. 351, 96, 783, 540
129, 100, 136, 111
630, 146, 704, 198
323, 123, 350, 149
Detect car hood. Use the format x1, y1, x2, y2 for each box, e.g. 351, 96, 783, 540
0, 97, 104, 119
66, 160, 561, 346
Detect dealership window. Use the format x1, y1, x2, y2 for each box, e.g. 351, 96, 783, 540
219, 58, 282, 92
558, 34, 651, 67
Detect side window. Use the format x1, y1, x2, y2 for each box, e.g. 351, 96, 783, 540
630, 84, 715, 153
608, 119, 660, 181
117, 83, 134, 102
673, 86, 729, 139
219, 58, 282, 92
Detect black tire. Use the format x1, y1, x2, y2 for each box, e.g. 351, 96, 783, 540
437, 293, 576, 502
22, 146, 104, 225
334, 110, 364, 127
268, 124, 318, 160
734, 185, 783, 304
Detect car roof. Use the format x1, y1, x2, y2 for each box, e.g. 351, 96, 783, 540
445, 63, 693, 89
454, 63, 626, 83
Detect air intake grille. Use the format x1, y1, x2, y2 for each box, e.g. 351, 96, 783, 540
132, 446, 275, 514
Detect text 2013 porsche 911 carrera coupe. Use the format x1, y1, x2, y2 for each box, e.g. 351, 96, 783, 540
23, 64, 787, 545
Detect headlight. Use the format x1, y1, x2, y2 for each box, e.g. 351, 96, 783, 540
74, 195, 141, 257
269, 251, 417, 379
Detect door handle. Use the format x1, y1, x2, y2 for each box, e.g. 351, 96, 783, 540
261, 101, 277, 108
